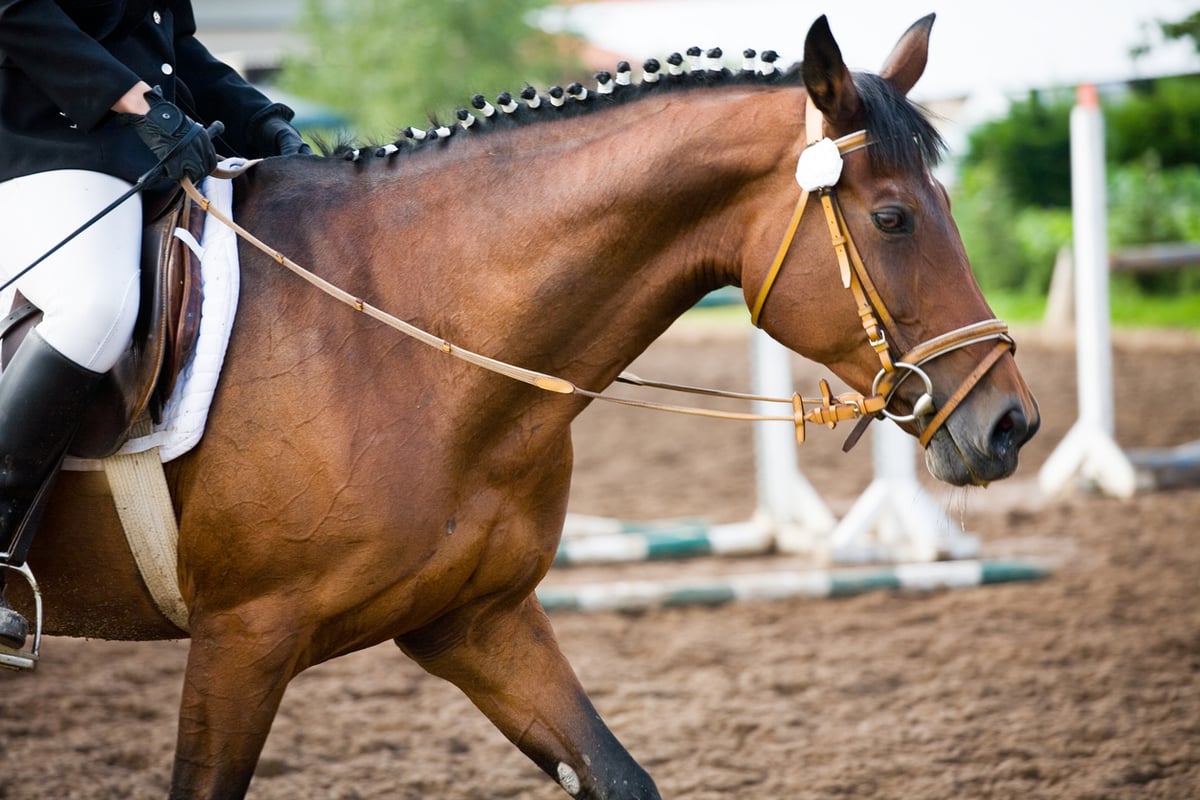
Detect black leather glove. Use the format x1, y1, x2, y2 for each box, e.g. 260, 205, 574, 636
118, 91, 217, 182
251, 110, 312, 157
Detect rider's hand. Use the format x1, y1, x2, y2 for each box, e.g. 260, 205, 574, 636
118, 91, 218, 182
251, 112, 312, 157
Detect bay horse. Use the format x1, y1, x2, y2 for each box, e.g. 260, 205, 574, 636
9, 13, 1037, 799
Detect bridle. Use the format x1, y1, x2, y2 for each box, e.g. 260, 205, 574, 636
181, 98, 1013, 450
749, 97, 1015, 449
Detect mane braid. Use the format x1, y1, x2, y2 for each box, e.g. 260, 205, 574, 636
321, 61, 945, 172
850, 72, 946, 173
324, 61, 940, 172
322, 50, 797, 161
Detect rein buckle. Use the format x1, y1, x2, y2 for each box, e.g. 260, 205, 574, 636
792, 379, 889, 444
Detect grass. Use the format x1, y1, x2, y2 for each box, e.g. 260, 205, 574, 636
986, 286, 1200, 330
685, 286, 1200, 332
981, 291, 1049, 325
1109, 285, 1200, 329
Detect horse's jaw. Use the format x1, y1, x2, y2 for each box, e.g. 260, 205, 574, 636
924, 436, 1007, 487
922, 396, 1041, 486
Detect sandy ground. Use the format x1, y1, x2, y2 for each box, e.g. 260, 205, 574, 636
2, 319, 1198, 799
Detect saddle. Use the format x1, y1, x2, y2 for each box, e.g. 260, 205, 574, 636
0, 189, 206, 459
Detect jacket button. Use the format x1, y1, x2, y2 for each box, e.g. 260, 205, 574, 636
161, 63, 173, 75
153, 11, 162, 24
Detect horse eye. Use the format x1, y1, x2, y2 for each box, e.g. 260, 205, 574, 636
872, 208, 911, 234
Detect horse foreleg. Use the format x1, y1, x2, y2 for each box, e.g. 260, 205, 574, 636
167, 609, 304, 800
397, 594, 661, 800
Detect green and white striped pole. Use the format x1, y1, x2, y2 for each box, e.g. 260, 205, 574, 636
537, 559, 1049, 613
555, 517, 773, 565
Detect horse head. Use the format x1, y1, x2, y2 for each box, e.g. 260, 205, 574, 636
746, 14, 1039, 486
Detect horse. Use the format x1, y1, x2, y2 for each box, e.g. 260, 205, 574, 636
7, 13, 1038, 799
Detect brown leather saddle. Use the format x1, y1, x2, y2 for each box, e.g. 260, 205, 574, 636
0, 189, 207, 459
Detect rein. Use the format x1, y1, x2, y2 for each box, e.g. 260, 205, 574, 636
183, 100, 1011, 449
179, 173, 877, 444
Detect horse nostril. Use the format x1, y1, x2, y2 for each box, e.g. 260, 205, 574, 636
991, 406, 1035, 452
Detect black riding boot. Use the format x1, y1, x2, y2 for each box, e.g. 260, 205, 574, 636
0, 330, 101, 649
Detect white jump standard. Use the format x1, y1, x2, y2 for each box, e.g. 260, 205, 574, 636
1039, 84, 1136, 498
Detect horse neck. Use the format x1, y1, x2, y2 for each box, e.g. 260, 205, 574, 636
377, 86, 804, 393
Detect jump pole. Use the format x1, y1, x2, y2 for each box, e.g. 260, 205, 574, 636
537, 559, 1049, 613
1038, 84, 1136, 498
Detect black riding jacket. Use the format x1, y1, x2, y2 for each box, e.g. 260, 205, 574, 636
0, 0, 289, 183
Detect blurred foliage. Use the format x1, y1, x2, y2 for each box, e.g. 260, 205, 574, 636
953, 159, 1072, 294
1108, 153, 1200, 245
1107, 77, 1200, 167
962, 91, 1073, 209
954, 75, 1200, 298
1159, 11, 1200, 52
1107, 154, 1200, 293
277, 0, 583, 140
983, 285, 1200, 329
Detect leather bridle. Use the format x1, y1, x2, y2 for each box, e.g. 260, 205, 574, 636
182, 97, 1014, 450
749, 98, 1015, 449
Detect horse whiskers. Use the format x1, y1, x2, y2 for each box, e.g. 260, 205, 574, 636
946, 485, 972, 535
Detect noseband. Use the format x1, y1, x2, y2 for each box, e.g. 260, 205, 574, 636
749, 98, 1015, 449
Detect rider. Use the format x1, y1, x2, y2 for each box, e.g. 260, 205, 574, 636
0, 1, 311, 649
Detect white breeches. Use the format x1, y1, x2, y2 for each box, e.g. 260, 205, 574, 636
0, 169, 141, 372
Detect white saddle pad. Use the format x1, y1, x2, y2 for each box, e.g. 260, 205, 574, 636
61, 173, 240, 470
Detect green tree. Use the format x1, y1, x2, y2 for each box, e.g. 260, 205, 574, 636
956, 82, 1200, 296
962, 91, 1073, 209
1158, 10, 1200, 52
1106, 77, 1200, 168
278, 0, 583, 140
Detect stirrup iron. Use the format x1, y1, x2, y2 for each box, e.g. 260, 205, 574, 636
0, 561, 43, 671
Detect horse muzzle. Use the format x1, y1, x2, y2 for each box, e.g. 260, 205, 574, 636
921, 359, 1041, 486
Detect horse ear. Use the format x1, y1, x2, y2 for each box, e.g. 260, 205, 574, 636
802, 15, 859, 130
879, 14, 935, 96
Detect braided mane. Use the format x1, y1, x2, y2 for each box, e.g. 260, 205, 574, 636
327, 47, 943, 174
